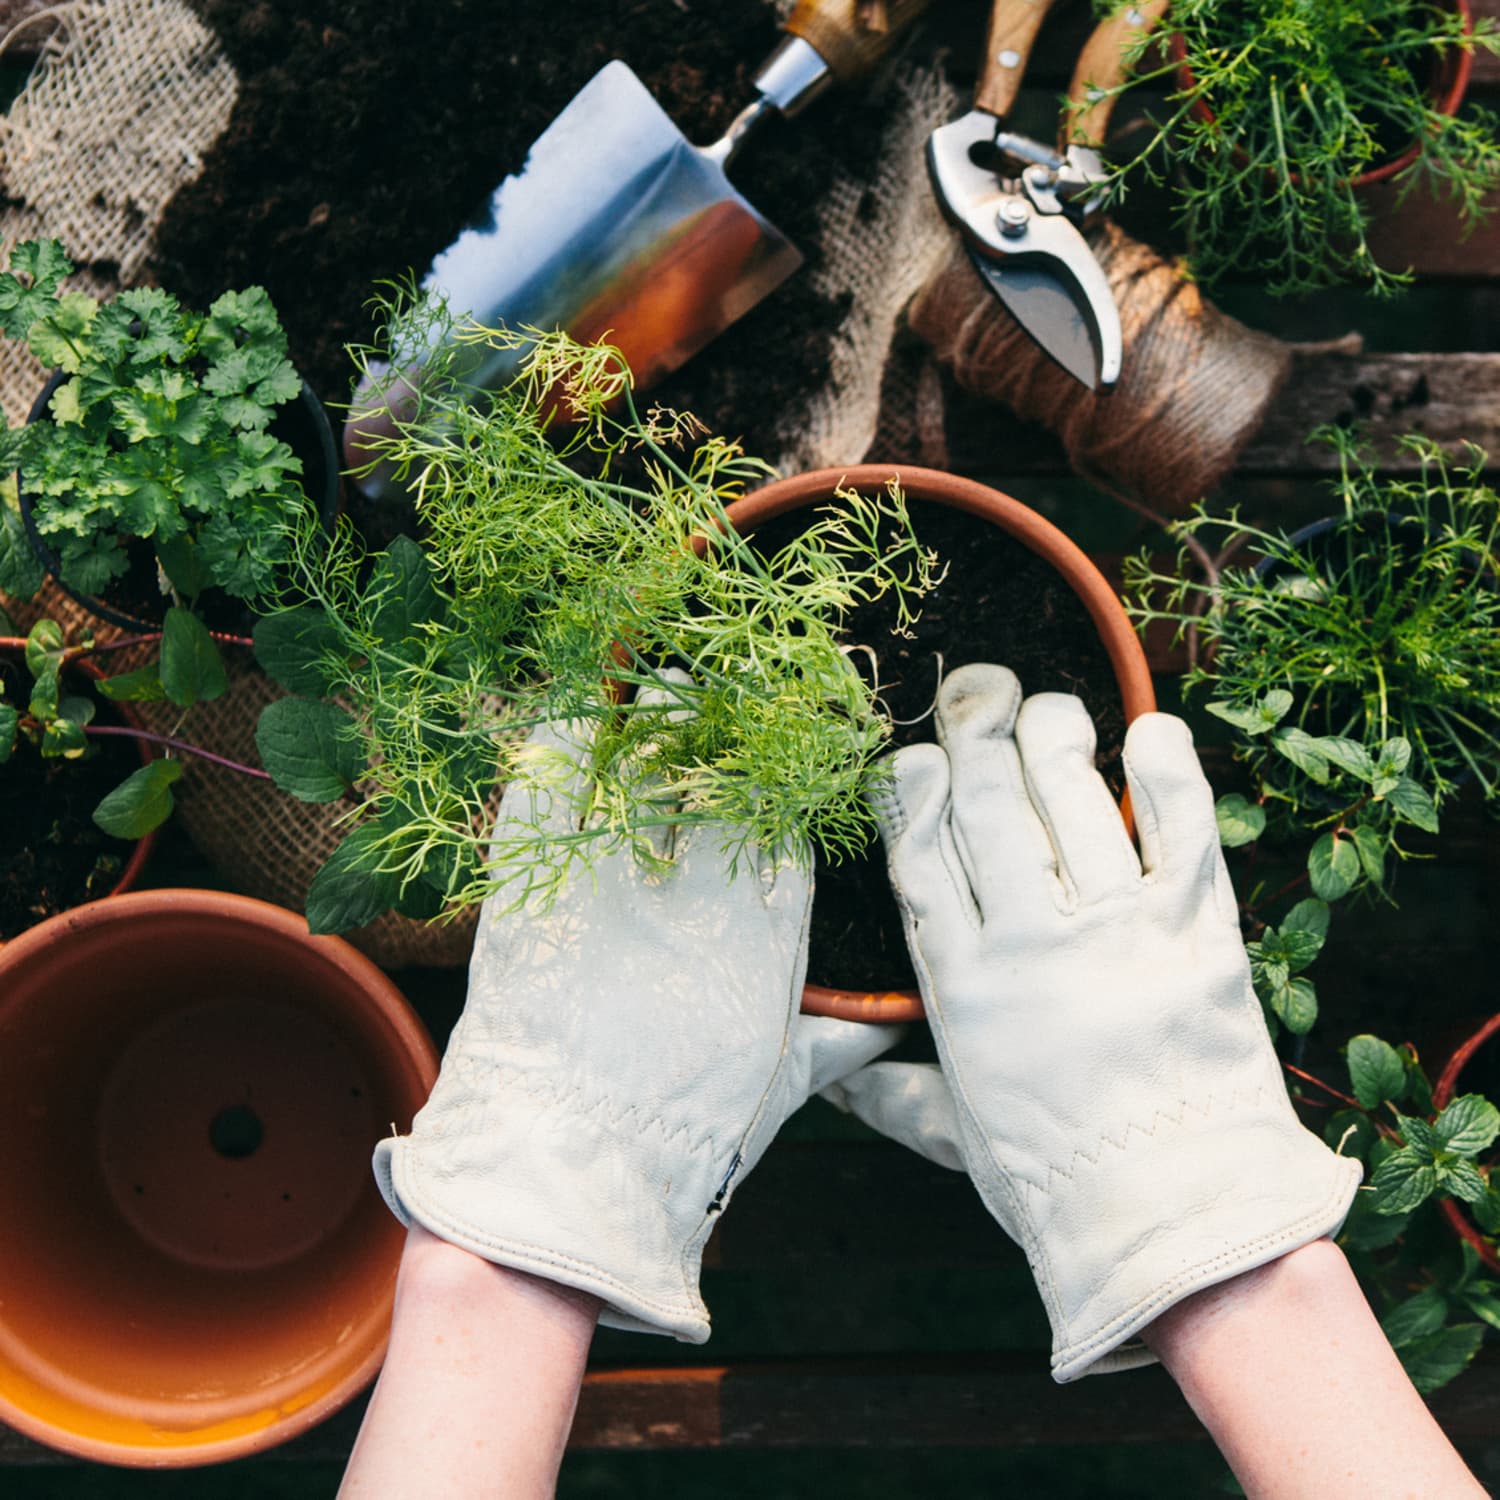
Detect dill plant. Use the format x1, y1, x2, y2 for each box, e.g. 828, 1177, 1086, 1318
253, 302, 938, 932
1087, 0, 1500, 294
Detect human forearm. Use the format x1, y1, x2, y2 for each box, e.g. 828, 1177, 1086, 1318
1142, 1237, 1486, 1500
340, 1225, 600, 1499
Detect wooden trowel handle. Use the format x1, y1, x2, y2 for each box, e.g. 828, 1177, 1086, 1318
975, 0, 1060, 119
1066, 0, 1168, 146
783, 0, 936, 86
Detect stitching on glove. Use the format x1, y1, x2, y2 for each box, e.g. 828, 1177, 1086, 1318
1051, 1155, 1362, 1376
426, 1057, 726, 1165
1024, 1080, 1275, 1201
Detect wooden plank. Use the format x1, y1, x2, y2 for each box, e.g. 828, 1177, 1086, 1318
939, 353, 1500, 482
8, 1349, 1500, 1459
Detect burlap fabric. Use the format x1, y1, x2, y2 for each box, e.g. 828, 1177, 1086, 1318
1, 577, 482, 967
904, 222, 1295, 512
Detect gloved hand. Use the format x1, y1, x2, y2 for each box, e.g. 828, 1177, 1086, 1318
824, 664, 1361, 1381
374, 678, 899, 1341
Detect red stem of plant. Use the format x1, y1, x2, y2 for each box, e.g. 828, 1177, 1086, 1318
1282, 1062, 1403, 1142
85, 723, 271, 780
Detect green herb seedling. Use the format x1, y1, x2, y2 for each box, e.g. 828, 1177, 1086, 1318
1084, 0, 1500, 294
253, 296, 939, 933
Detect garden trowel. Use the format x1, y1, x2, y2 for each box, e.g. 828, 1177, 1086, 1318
347, 0, 934, 500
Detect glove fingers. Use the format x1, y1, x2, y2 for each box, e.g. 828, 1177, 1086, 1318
1014, 694, 1141, 904
1122, 713, 1222, 884
872, 742, 979, 939
820, 1061, 966, 1172
934, 664, 1061, 920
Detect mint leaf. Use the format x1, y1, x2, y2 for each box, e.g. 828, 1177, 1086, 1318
1215, 792, 1266, 847
1351, 823, 1387, 886
1311, 735, 1375, 781
1380, 1287, 1448, 1347
1308, 831, 1360, 899
0, 701, 14, 761
253, 605, 346, 695
1370, 1148, 1439, 1215
1347, 1034, 1407, 1110
92, 758, 183, 838
1474, 1186, 1500, 1234
369, 535, 445, 649
1272, 725, 1331, 783
1281, 897, 1330, 944
305, 821, 402, 933
255, 697, 364, 802
0, 500, 43, 599
1435, 1094, 1500, 1155
1440, 1159, 1487, 1204
159, 606, 227, 707
1387, 776, 1439, 833
1397, 1324, 1484, 1395
96, 663, 166, 703
1267, 974, 1317, 1034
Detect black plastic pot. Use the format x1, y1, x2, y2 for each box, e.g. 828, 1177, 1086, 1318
18, 371, 340, 632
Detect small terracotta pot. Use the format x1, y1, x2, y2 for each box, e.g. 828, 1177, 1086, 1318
19, 372, 341, 633
0, 890, 439, 1465
1170, 0, 1473, 189
725, 464, 1157, 1025
0, 647, 157, 929
1433, 1015, 1500, 1271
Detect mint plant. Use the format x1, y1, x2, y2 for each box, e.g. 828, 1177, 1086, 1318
1295, 1033, 1500, 1392
0, 238, 306, 609
1128, 428, 1494, 1037
0, 610, 270, 840
1086, 0, 1500, 294
252, 303, 938, 933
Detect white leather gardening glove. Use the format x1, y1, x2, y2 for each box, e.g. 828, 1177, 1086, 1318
374, 675, 899, 1341
824, 664, 1361, 1381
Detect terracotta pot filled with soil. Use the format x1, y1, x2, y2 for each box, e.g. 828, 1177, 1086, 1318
18, 370, 341, 633
0, 648, 156, 940
1433, 1015, 1500, 1272
0, 889, 439, 1466
726, 464, 1156, 1024
1170, 0, 1473, 188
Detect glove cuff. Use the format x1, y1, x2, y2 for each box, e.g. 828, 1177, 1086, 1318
372, 1125, 715, 1344
1040, 1128, 1362, 1383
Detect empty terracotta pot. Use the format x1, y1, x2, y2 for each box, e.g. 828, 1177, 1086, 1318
726, 464, 1156, 1024
0, 889, 438, 1465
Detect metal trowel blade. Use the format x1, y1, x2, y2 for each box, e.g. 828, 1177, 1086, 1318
427, 60, 802, 393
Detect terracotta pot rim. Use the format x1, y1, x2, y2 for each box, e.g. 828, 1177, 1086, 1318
0, 888, 439, 1466
726, 464, 1156, 1025
1433, 1012, 1500, 1272
1168, 0, 1473, 190
0, 646, 157, 933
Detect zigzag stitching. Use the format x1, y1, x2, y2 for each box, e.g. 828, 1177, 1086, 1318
1021, 1079, 1276, 1201
429, 1054, 726, 1164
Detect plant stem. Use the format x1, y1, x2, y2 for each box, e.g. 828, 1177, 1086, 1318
84, 723, 272, 779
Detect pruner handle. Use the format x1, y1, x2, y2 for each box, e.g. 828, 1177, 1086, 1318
1066, 0, 1169, 148
783, 0, 936, 87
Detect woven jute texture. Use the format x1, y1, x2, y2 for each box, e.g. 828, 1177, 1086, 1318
905, 222, 1295, 512
0, 0, 236, 430
1, 578, 482, 968
771, 60, 957, 473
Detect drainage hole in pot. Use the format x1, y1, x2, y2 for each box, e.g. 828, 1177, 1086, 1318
209, 1104, 264, 1159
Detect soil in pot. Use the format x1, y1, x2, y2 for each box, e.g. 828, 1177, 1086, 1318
153, 0, 920, 531
752, 498, 1129, 994
0, 659, 139, 938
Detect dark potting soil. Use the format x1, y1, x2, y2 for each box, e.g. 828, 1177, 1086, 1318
154, 0, 948, 504
0, 662, 141, 939
757, 499, 1129, 994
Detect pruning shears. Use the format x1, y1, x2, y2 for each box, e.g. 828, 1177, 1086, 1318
927, 0, 1167, 391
